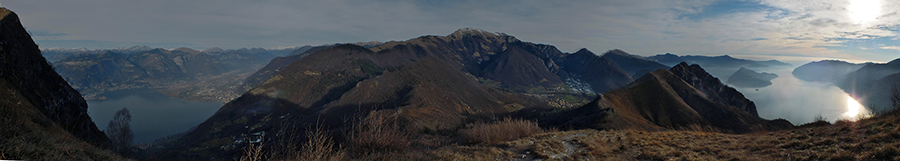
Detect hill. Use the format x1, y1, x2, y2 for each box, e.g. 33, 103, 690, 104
0, 8, 125, 160
548, 63, 789, 133
834, 58, 900, 111
153, 28, 636, 160
726, 67, 778, 88
792, 60, 867, 82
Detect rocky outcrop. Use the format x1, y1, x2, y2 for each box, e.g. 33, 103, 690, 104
670, 62, 760, 117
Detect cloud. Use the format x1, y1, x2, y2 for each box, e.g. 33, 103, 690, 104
1, 0, 899, 62
880, 45, 900, 51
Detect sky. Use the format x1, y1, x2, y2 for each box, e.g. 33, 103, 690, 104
2, 0, 900, 63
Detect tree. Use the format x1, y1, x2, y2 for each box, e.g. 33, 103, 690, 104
106, 108, 133, 154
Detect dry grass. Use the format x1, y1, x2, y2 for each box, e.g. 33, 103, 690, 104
460, 118, 545, 144
422, 111, 900, 160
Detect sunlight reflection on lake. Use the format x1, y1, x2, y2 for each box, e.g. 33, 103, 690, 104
726, 66, 870, 124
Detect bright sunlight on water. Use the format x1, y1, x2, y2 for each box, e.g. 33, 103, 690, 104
843, 95, 870, 121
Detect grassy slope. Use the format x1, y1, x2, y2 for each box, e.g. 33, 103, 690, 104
0, 79, 126, 160
426, 112, 900, 161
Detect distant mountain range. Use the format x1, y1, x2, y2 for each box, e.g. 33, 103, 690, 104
792, 60, 869, 82
151, 28, 792, 159
647, 53, 791, 68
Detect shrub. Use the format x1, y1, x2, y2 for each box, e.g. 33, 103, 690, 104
296, 126, 345, 161
269, 122, 345, 161
460, 118, 544, 144
347, 111, 410, 151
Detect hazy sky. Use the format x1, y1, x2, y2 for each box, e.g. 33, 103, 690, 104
2, 0, 899, 63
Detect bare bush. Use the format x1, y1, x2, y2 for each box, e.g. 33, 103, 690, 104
268, 121, 345, 161
299, 124, 345, 161
460, 118, 544, 144
348, 111, 411, 151
239, 136, 264, 161
813, 114, 826, 122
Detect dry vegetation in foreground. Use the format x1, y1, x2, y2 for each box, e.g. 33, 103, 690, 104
242, 113, 900, 160
431, 111, 900, 161
0, 83, 126, 160
460, 118, 547, 144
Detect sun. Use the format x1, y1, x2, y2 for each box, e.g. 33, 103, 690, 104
848, 0, 882, 24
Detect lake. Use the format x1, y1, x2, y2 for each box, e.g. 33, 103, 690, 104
722, 66, 870, 125
86, 88, 223, 144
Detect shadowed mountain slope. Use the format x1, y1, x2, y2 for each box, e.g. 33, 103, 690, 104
0, 8, 124, 160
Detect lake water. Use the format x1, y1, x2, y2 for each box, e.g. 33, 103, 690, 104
720, 66, 870, 125
86, 88, 223, 144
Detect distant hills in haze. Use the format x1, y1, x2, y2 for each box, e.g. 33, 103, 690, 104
647, 53, 791, 68
791, 58, 900, 112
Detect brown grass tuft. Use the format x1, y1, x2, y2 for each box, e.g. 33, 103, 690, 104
460, 118, 544, 144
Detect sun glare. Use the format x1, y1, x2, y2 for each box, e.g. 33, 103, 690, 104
848, 0, 881, 24
843, 96, 864, 119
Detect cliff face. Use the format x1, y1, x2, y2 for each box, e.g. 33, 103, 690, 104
0, 8, 109, 146
670, 62, 760, 117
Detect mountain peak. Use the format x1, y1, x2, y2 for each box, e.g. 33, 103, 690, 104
888, 57, 900, 65
449, 28, 505, 39
574, 48, 594, 55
